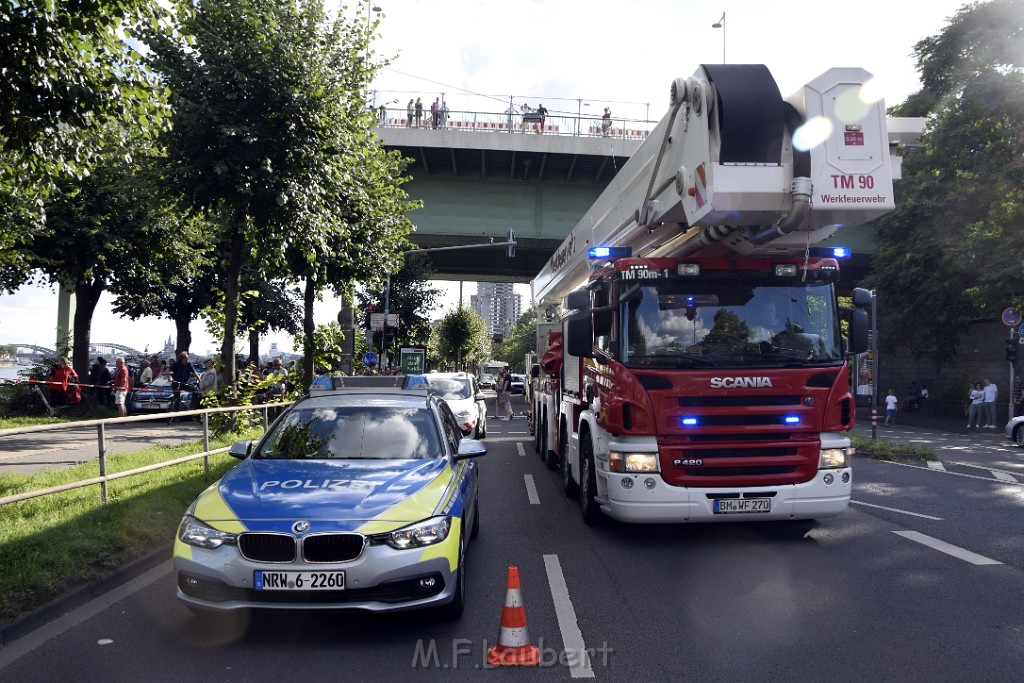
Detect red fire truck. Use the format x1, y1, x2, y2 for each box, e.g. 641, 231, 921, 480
530, 64, 898, 525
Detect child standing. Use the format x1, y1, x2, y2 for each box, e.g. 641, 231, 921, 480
885, 388, 898, 426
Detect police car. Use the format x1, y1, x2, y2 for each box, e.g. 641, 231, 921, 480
173, 375, 485, 619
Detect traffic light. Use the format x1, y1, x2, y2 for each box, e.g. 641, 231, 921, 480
1006, 337, 1018, 364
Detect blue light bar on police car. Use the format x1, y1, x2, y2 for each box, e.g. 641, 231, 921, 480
832, 247, 850, 258
588, 246, 632, 260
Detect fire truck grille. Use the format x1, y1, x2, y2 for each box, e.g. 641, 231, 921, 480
686, 447, 797, 459
683, 466, 796, 477
678, 395, 801, 407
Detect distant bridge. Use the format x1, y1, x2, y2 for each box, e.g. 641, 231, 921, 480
8, 344, 56, 357
90, 342, 145, 358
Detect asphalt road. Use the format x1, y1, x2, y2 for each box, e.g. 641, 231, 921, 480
1, 399, 1022, 680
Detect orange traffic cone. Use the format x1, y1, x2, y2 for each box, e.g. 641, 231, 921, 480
486, 566, 540, 666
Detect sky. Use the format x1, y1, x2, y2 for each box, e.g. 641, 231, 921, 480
0, 0, 973, 356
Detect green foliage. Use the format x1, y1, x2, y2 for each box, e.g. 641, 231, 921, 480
357, 253, 440, 361
850, 434, 936, 462
301, 322, 347, 372
431, 305, 490, 372
868, 0, 1024, 367
493, 308, 538, 371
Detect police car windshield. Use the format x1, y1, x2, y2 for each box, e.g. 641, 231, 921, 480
427, 378, 472, 400
256, 406, 442, 460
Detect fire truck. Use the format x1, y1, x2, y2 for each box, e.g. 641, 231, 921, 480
530, 64, 896, 525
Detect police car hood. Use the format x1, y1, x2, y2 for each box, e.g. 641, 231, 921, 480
196, 458, 453, 528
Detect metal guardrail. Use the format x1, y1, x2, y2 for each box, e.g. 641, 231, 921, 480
376, 107, 653, 140
0, 402, 294, 508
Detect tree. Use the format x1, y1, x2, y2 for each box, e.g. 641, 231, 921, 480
148, 0, 415, 385
357, 254, 440, 365
432, 306, 490, 372
25, 123, 177, 377
0, 1, 173, 284
866, 0, 1024, 367
494, 308, 538, 371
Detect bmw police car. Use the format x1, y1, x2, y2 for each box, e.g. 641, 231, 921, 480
173, 375, 485, 619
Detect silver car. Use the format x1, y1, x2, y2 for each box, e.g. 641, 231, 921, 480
173, 376, 485, 619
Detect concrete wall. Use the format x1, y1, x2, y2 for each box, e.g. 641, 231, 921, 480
876, 319, 1017, 422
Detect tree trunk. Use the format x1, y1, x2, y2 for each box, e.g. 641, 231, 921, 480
303, 275, 316, 393
174, 312, 192, 356
248, 329, 260, 366
220, 220, 245, 388
72, 279, 104, 378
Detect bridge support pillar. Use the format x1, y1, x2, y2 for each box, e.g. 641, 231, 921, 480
56, 282, 76, 354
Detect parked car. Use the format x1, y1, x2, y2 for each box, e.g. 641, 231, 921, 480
173, 375, 486, 619
1005, 415, 1024, 446
128, 375, 197, 414
479, 373, 495, 390
427, 372, 487, 439
509, 374, 525, 394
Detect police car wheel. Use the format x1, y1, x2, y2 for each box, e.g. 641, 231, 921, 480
1015, 425, 1024, 447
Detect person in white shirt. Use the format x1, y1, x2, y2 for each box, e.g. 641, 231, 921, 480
884, 389, 898, 426
967, 382, 984, 428
982, 378, 998, 427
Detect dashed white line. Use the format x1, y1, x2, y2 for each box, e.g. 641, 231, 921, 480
516, 442, 525, 457
524, 474, 540, 505
543, 554, 595, 679
992, 470, 1018, 482
893, 530, 1002, 565
926, 461, 946, 472
850, 500, 943, 520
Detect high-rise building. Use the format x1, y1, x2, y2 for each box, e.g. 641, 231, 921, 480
470, 282, 522, 338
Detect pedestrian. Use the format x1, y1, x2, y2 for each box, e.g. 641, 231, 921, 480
49, 356, 80, 415
170, 351, 201, 411
198, 358, 219, 396
440, 100, 449, 128
430, 97, 440, 129
535, 103, 548, 134
406, 98, 414, 127
88, 356, 112, 406
982, 377, 998, 427
500, 369, 514, 420
884, 388, 897, 426
966, 381, 984, 428
520, 102, 531, 132
414, 97, 423, 128
505, 103, 515, 132
112, 356, 130, 417
601, 106, 612, 136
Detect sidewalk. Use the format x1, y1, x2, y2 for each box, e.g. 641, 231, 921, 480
855, 406, 1006, 436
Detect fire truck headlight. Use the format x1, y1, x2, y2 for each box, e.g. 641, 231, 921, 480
609, 451, 659, 473
819, 447, 853, 469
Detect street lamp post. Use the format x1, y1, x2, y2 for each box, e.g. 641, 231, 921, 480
711, 12, 725, 64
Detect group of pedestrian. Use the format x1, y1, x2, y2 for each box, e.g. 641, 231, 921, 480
49, 355, 131, 417
965, 378, 999, 428
406, 97, 449, 129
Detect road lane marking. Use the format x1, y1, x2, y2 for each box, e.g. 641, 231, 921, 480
543, 554, 595, 679
517, 443, 525, 457
0, 559, 172, 668
926, 461, 946, 471
524, 474, 540, 504
892, 531, 1002, 565
992, 470, 1019, 482
849, 500, 943, 520
876, 459, 1023, 485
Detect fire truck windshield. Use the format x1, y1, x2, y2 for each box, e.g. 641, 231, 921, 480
620, 281, 842, 368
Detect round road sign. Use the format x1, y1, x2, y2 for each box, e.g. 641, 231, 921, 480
1002, 308, 1022, 327
362, 352, 379, 366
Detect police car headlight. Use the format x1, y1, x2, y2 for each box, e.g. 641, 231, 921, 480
177, 515, 237, 549
380, 516, 452, 549
819, 447, 853, 469
608, 451, 659, 473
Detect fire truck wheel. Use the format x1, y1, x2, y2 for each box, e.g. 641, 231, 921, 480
544, 426, 559, 471
561, 427, 578, 498
579, 435, 602, 525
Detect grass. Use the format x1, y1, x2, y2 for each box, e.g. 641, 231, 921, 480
851, 433, 937, 462
0, 427, 262, 624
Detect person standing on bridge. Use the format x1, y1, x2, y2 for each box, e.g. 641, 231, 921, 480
112, 356, 131, 417
430, 97, 440, 129
414, 97, 423, 128
602, 107, 612, 136
535, 103, 548, 134
406, 98, 414, 127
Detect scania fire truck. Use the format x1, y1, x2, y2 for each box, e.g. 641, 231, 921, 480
531, 64, 895, 525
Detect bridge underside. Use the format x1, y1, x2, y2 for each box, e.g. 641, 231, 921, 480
384, 134, 875, 293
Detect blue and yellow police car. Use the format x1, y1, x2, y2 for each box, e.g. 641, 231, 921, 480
173, 375, 485, 619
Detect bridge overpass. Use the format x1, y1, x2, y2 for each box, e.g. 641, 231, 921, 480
377, 106, 925, 288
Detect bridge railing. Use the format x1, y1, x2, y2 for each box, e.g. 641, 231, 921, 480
377, 107, 653, 140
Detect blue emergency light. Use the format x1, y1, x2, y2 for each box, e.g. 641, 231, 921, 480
681, 417, 698, 427
832, 247, 850, 258
588, 246, 632, 260
784, 415, 800, 424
